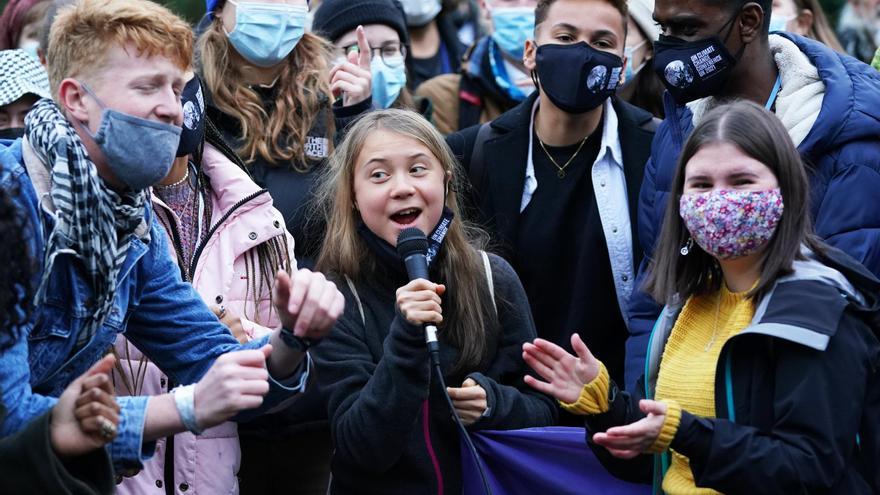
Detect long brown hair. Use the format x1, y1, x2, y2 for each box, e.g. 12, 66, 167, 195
197, 18, 335, 169
791, 0, 845, 53
315, 109, 498, 372
643, 100, 824, 305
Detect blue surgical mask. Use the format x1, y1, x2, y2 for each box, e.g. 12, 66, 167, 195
225, 0, 308, 67
19, 40, 40, 61
768, 12, 795, 33
371, 56, 408, 109
400, 0, 442, 27
491, 7, 534, 60
624, 40, 648, 81
80, 83, 181, 190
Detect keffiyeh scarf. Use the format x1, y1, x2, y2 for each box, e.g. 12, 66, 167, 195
25, 98, 148, 351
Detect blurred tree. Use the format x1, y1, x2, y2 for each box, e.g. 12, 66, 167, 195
818, 0, 846, 28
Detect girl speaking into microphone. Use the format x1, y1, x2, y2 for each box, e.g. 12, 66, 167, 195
311, 109, 556, 494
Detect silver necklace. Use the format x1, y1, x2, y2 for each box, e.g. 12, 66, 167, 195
705, 291, 722, 352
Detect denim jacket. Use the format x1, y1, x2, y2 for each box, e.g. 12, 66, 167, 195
0, 138, 310, 470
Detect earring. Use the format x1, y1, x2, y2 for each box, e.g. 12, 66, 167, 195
680, 237, 694, 256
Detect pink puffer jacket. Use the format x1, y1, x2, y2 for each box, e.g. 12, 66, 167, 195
113, 144, 295, 495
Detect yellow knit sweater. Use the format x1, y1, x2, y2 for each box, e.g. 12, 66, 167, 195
654, 286, 755, 495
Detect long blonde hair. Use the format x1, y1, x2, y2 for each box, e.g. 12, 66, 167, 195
315, 109, 498, 372
197, 18, 335, 169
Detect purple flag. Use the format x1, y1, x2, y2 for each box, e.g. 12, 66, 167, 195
462, 427, 652, 495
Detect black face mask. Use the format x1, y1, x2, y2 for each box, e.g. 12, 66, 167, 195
0, 127, 25, 140
534, 42, 623, 114
176, 75, 206, 157
652, 13, 745, 105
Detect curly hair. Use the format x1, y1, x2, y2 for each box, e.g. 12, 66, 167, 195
0, 185, 34, 351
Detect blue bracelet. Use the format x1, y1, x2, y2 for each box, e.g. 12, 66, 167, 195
172, 384, 203, 435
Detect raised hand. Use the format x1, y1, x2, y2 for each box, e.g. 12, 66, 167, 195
446, 378, 488, 426
329, 25, 373, 107
522, 333, 601, 404
273, 269, 344, 342
592, 400, 668, 459
396, 279, 446, 326
192, 345, 272, 429
51, 354, 120, 457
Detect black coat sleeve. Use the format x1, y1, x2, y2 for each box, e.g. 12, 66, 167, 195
582, 375, 654, 484
465, 254, 557, 430
312, 298, 431, 473
445, 124, 479, 176
332, 97, 373, 144
673, 317, 879, 494
0, 410, 114, 495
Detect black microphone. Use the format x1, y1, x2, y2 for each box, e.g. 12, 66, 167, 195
396, 228, 440, 359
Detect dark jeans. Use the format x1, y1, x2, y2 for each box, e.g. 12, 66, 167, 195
238, 427, 332, 495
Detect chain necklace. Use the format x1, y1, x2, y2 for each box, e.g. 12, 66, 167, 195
705, 291, 723, 352
536, 132, 590, 179
155, 165, 190, 190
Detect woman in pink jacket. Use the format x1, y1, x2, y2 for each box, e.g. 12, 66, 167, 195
112, 75, 295, 494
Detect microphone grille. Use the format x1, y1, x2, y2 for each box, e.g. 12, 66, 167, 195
396, 227, 428, 258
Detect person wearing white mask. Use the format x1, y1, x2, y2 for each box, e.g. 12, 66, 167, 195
769, 0, 846, 52
417, 0, 538, 134
616, 0, 666, 118
401, 0, 467, 89
197, 1, 373, 493
313, 0, 431, 114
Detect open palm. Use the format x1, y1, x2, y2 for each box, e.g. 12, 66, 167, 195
522, 334, 601, 404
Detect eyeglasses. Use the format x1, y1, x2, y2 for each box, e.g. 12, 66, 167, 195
339, 42, 407, 68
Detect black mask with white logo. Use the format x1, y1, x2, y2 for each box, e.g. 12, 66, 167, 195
176, 75, 206, 157
652, 13, 745, 104
534, 42, 623, 114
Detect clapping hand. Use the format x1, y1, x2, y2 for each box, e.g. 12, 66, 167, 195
51, 354, 120, 458
522, 334, 601, 404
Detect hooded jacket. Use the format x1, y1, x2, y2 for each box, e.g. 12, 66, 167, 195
589, 246, 880, 494
624, 33, 880, 391
113, 143, 294, 495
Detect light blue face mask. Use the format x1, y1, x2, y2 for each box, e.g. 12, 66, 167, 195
768, 12, 795, 33
624, 40, 648, 81
491, 7, 535, 60
371, 55, 408, 109
79, 83, 181, 191
400, 0, 442, 27
225, 0, 308, 67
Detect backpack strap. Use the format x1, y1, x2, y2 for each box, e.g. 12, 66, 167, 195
457, 74, 485, 131
344, 275, 366, 326
480, 250, 496, 314
468, 122, 496, 193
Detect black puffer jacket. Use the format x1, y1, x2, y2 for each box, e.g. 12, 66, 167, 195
586, 246, 880, 494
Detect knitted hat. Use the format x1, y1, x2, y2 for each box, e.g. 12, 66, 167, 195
205, 0, 311, 19
0, 49, 51, 107
628, 0, 660, 42
311, 0, 408, 45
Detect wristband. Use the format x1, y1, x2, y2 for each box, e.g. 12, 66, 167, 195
172, 384, 203, 435
280, 326, 314, 352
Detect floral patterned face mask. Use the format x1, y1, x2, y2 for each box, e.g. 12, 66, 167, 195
679, 188, 784, 260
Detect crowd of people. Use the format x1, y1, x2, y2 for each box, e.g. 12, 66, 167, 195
0, 0, 878, 494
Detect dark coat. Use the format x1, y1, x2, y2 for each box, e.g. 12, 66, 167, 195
312, 253, 557, 495
587, 247, 880, 494
446, 92, 655, 266
0, 405, 114, 494
624, 33, 880, 392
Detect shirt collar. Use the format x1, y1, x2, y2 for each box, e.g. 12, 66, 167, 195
598, 97, 624, 170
